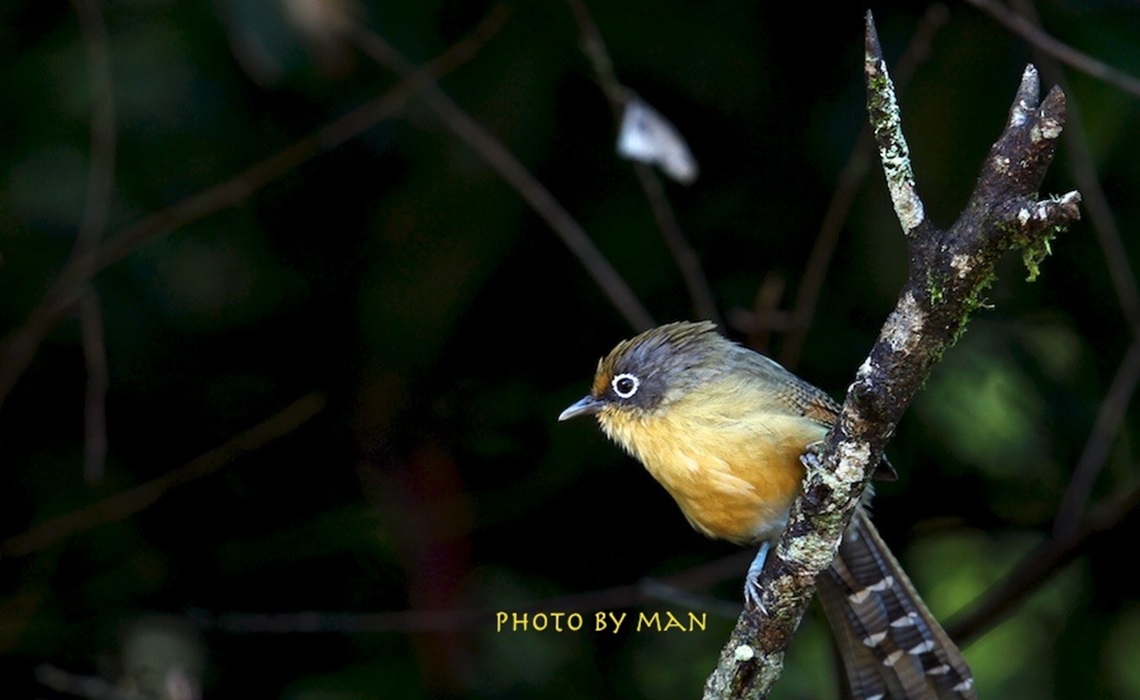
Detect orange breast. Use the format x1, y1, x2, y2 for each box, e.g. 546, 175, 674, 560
600, 399, 827, 545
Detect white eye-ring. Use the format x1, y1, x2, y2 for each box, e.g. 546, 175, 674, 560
611, 373, 640, 399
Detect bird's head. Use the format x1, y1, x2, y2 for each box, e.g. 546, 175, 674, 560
558, 320, 728, 425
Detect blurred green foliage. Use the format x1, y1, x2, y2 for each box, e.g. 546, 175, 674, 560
2, 1, 1139, 698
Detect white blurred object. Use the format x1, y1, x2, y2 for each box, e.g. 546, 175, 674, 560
283, 0, 361, 76
616, 97, 699, 184
120, 615, 204, 700
220, 0, 361, 86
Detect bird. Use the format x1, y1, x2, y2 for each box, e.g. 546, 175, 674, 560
559, 320, 975, 700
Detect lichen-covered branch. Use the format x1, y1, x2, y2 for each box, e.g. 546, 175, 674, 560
864, 18, 926, 238
703, 11, 1080, 699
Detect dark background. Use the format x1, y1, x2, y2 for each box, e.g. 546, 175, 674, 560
2, 1, 1138, 698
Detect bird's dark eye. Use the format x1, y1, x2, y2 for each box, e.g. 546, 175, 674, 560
611, 373, 640, 399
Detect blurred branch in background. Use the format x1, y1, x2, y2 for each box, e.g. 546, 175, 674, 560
1055, 337, 1140, 541
38, 664, 149, 700
0, 4, 512, 412
69, 0, 117, 485
190, 551, 751, 634
1, 393, 325, 559
3, 2, 1140, 698
943, 0, 1140, 647
341, 14, 655, 332
776, 2, 949, 368
966, 0, 1140, 99
1007, 0, 1140, 330
948, 477, 1140, 643
38, 613, 203, 700
565, 0, 721, 328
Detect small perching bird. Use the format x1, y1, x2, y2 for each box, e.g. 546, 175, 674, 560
560, 321, 975, 700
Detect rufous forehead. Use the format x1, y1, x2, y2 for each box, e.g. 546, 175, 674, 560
591, 361, 612, 396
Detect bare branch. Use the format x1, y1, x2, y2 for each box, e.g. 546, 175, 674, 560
965, 0, 1140, 99
78, 291, 109, 484
0, 5, 511, 412
1009, 0, 1140, 324
69, 0, 117, 258
1, 393, 325, 558
1062, 337, 1140, 535
68, 0, 118, 485
566, 0, 722, 327
343, 19, 655, 332
779, 3, 949, 368
948, 479, 1140, 643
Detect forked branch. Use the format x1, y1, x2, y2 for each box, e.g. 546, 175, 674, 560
703, 12, 1080, 699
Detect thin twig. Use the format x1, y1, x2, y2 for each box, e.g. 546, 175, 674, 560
0, 5, 512, 412
70, 0, 117, 258
78, 291, 109, 484
566, 0, 722, 327
965, 0, 1140, 99
741, 271, 787, 353
69, 0, 118, 484
948, 479, 1140, 643
634, 161, 723, 327
1054, 337, 1140, 540
1, 393, 326, 558
778, 3, 948, 369
343, 20, 654, 332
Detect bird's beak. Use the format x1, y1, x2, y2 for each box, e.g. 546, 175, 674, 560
558, 395, 605, 422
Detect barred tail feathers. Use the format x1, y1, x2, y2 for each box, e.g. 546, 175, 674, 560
816, 509, 975, 700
